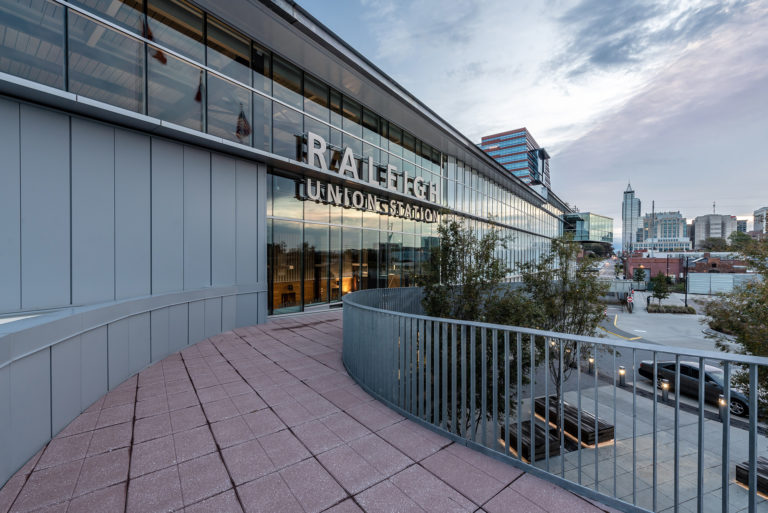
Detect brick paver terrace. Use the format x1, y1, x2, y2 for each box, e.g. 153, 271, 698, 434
0, 310, 618, 513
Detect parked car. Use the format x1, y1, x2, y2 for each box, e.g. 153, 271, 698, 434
638, 360, 749, 416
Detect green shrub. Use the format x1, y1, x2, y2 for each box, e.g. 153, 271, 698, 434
647, 304, 696, 314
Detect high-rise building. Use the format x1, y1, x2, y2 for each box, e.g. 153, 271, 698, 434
642, 211, 687, 240
479, 128, 551, 187
737, 219, 747, 233
753, 207, 768, 234
563, 212, 613, 244
692, 214, 738, 248
621, 183, 642, 252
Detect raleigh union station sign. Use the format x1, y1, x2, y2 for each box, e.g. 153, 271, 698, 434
299, 132, 440, 223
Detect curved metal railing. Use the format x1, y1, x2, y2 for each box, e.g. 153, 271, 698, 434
342, 288, 768, 513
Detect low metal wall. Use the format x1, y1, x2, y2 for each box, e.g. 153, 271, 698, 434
343, 288, 767, 513
0, 286, 266, 486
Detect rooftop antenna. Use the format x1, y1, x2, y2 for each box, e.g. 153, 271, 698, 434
713, 201, 716, 214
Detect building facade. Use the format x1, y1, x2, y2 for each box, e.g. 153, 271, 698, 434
479, 128, 551, 188
642, 211, 687, 240
692, 214, 738, 249
563, 212, 613, 244
0, 0, 567, 321
621, 183, 642, 252
736, 219, 747, 233
634, 238, 692, 252
753, 207, 768, 234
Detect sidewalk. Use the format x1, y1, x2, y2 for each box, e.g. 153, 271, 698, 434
0, 310, 617, 513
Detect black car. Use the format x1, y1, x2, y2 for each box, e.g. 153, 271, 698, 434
638, 360, 749, 416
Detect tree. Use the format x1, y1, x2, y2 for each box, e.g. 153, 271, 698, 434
700, 237, 729, 251
485, 235, 609, 409
650, 271, 670, 306
728, 231, 753, 252
705, 239, 768, 420
614, 262, 624, 278
633, 267, 646, 281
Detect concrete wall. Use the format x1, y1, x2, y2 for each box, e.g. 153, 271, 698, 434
0, 95, 269, 486
0, 96, 268, 319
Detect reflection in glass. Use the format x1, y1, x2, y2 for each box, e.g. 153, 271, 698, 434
146, 0, 203, 62
388, 232, 402, 288
0, 0, 65, 89
206, 16, 249, 85
303, 182, 329, 223
252, 42, 270, 94
69, 0, 143, 33
273, 101, 301, 159
253, 94, 271, 152
342, 96, 362, 137
272, 174, 301, 219
68, 11, 144, 112
342, 227, 361, 296
271, 220, 302, 313
362, 230, 378, 290
148, 46, 202, 130
207, 74, 251, 143
303, 74, 328, 121
304, 224, 329, 306
272, 55, 301, 108
330, 226, 341, 301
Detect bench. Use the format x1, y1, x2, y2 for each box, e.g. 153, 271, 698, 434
534, 396, 615, 447
735, 456, 768, 497
501, 419, 561, 463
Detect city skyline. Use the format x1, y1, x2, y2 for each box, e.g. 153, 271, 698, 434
299, 0, 768, 229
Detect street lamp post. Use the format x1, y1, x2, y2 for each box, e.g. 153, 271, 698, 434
684, 256, 689, 308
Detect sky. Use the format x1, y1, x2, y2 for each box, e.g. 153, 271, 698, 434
298, 0, 768, 248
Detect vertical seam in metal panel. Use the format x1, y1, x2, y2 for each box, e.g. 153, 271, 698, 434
69, 116, 73, 306
17, 103, 22, 309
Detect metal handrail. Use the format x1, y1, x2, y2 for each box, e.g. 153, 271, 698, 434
342, 288, 767, 513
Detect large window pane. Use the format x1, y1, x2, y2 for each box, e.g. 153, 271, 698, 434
272, 174, 301, 219
207, 74, 251, 143
388, 232, 402, 288
271, 220, 302, 314
272, 101, 301, 159
342, 227, 361, 295
69, 0, 143, 34
0, 0, 65, 89
68, 11, 144, 112
272, 55, 301, 108
304, 224, 329, 306
206, 17, 249, 85
147, 0, 203, 62
330, 226, 341, 301
342, 96, 362, 138
303, 73, 328, 122
252, 42, 270, 94
362, 229, 378, 290
148, 47, 202, 130
252, 93, 271, 152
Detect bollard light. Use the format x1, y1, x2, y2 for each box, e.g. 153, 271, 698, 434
618, 366, 626, 387
718, 395, 727, 421
588, 357, 595, 375
661, 378, 670, 402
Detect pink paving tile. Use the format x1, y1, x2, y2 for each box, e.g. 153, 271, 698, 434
133, 413, 172, 443
279, 458, 347, 513
202, 398, 240, 423
0, 475, 25, 513
390, 465, 477, 513
320, 412, 371, 443
323, 387, 370, 410
67, 482, 126, 513
508, 473, 602, 513
56, 411, 99, 438
83, 397, 104, 414
348, 434, 413, 477
256, 386, 293, 406
323, 499, 364, 513
483, 486, 547, 513
13, 449, 43, 479
317, 444, 385, 495
136, 383, 166, 402
272, 400, 317, 427
126, 466, 183, 513
72, 447, 129, 497
236, 472, 303, 513
197, 385, 228, 404
130, 435, 177, 478
170, 405, 207, 433
10, 459, 82, 512
345, 402, 404, 432
167, 390, 199, 412
165, 379, 194, 396
173, 425, 217, 464
101, 388, 136, 409
291, 419, 345, 455
242, 409, 285, 438
420, 448, 507, 505
220, 439, 275, 486
211, 416, 256, 449
178, 453, 233, 505
377, 420, 452, 462
37, 431, 92, 469
96, 403, 134, 429
259, 430, 310, 470
232, 392, 267, 415
223, 381, 252, 398
135, 394, 169, 419
184, 489, 243, 513
445, 443, 523, 484
354, 480, 425, 513
86, 422, 132, 456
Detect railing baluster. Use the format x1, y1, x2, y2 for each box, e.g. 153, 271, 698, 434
697, 356, 705, 513
653, 352, 658, 512
515, 332, 521, 461
632, 348, 637, 505
482, 328, 488, 447
470, 326, 477, 442
748, 364, 758, 513
545, 336, 550, 472
493, 329, 499, 450
461, 325, 467, 439
399, 315, 405, 409
577, 342, 582, 486
612, 347, 617, 497
721, 361, 729, 513
559, 339, 565, 479
433, 320, 439, 425
674, 355, 680, 513
451, 323, 457, 434
594, 342, 599, 492
441, 322, 448, 430
530, 335, 536, 465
